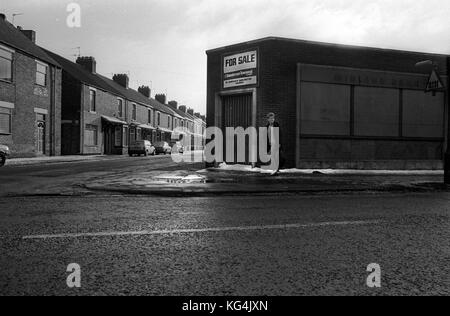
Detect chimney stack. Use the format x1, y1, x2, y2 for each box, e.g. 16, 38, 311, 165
168, 101, 178, 110
138, 86, 151, 98
17, 27, 36, 43
194, 112, 201, 118
76, 57, 97, 74
155, 94, 167, 105
113, 74, 129, 89
0, 13, 6, 21
179, 105, 187, 113
187, 109, 194, 116
200, 115, 206, 121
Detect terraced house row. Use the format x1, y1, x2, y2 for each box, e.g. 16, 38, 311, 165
0, 14, 206, 158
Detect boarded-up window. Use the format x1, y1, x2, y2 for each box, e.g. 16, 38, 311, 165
354, 87, 399, 137
0, 107, 12, 134
85, 124, 98, 146
403, 90, 444, 138
301, 82, 351, 135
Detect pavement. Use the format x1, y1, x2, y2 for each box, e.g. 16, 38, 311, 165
84, 165, 449, 197
5, 155, 116, 166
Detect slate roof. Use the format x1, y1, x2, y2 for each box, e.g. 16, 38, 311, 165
43, 48, 175, 116
0, 18, 59, 66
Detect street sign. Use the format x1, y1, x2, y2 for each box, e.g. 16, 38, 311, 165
426, 69, 445, 92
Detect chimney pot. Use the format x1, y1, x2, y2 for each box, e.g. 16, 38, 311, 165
76, 57, 97, 74
113, 74, 129, 89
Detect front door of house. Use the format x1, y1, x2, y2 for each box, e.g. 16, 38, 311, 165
36, 114, 45, 155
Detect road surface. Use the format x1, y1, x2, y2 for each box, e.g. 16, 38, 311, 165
0, 157, 448, 296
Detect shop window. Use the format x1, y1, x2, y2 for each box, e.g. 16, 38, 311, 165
354, 87, 399, 137
301, 82, 351, 135
123, 126, 129, 147
36, 61, 47, 86
0, 47, 13, 82
115, 126, 122, 147
403, 90, 445, 138
0, 107, 12, 134
85, 124, 98, 146
136, 128, 142, 141
89, 90, 96, 112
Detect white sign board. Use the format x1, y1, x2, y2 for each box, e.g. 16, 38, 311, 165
223, 50, 258, 88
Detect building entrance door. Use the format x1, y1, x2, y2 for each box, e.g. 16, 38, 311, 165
36, 116, 46, 155
222, 93, 253, 164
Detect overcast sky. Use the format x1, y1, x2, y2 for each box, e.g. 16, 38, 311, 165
1, 0, 449, 113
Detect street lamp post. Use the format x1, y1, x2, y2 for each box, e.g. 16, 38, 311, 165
445, 57, 450, 184
415, 59, 450, 184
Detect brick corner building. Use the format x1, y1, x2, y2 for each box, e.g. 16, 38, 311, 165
206, 37, 449, 170
0, 14, 61, 158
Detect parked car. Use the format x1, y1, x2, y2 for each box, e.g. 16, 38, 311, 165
128, 140, 156, 157
154, 141, 172, 155
0, 144, 10, 167
169, 141, 184, 154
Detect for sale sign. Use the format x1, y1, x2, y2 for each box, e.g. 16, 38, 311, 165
223, 50, 258, 89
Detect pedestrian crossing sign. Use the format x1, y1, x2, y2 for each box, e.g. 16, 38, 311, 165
426, 69, 445, 92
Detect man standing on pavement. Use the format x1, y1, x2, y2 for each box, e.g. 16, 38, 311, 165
266, 113, 284, 175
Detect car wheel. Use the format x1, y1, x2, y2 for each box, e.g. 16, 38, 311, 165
0, 154, 6, 167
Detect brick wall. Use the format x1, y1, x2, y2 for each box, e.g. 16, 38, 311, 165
0, 50, 61, 158
207, 38, 449, 168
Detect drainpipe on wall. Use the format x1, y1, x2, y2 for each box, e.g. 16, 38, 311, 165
49, 66, 56, 156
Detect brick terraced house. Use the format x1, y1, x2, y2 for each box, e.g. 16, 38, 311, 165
0, 14, 61, 158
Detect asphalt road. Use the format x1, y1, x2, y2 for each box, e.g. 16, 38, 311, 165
0, 192, 449, 296
0, 155, 201, 197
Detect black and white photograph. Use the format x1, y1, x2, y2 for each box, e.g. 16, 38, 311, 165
0, 0, 449, 301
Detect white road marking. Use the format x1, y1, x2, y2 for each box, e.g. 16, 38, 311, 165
22, 220, 381, 240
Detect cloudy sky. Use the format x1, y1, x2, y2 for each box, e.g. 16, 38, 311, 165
1, 0, 449, 113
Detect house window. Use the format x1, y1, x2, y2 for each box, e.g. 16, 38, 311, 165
0, 47, 13, 82
89, 90, 96, 112
168, 116, 171, 129
0, 107, 12, 134
85, 124, 98, 146
118, 99, 123, 118
35, 62, 47, 86
132, 104, 137, 120
148, 109, 152, 125
157, 112, 161, 126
